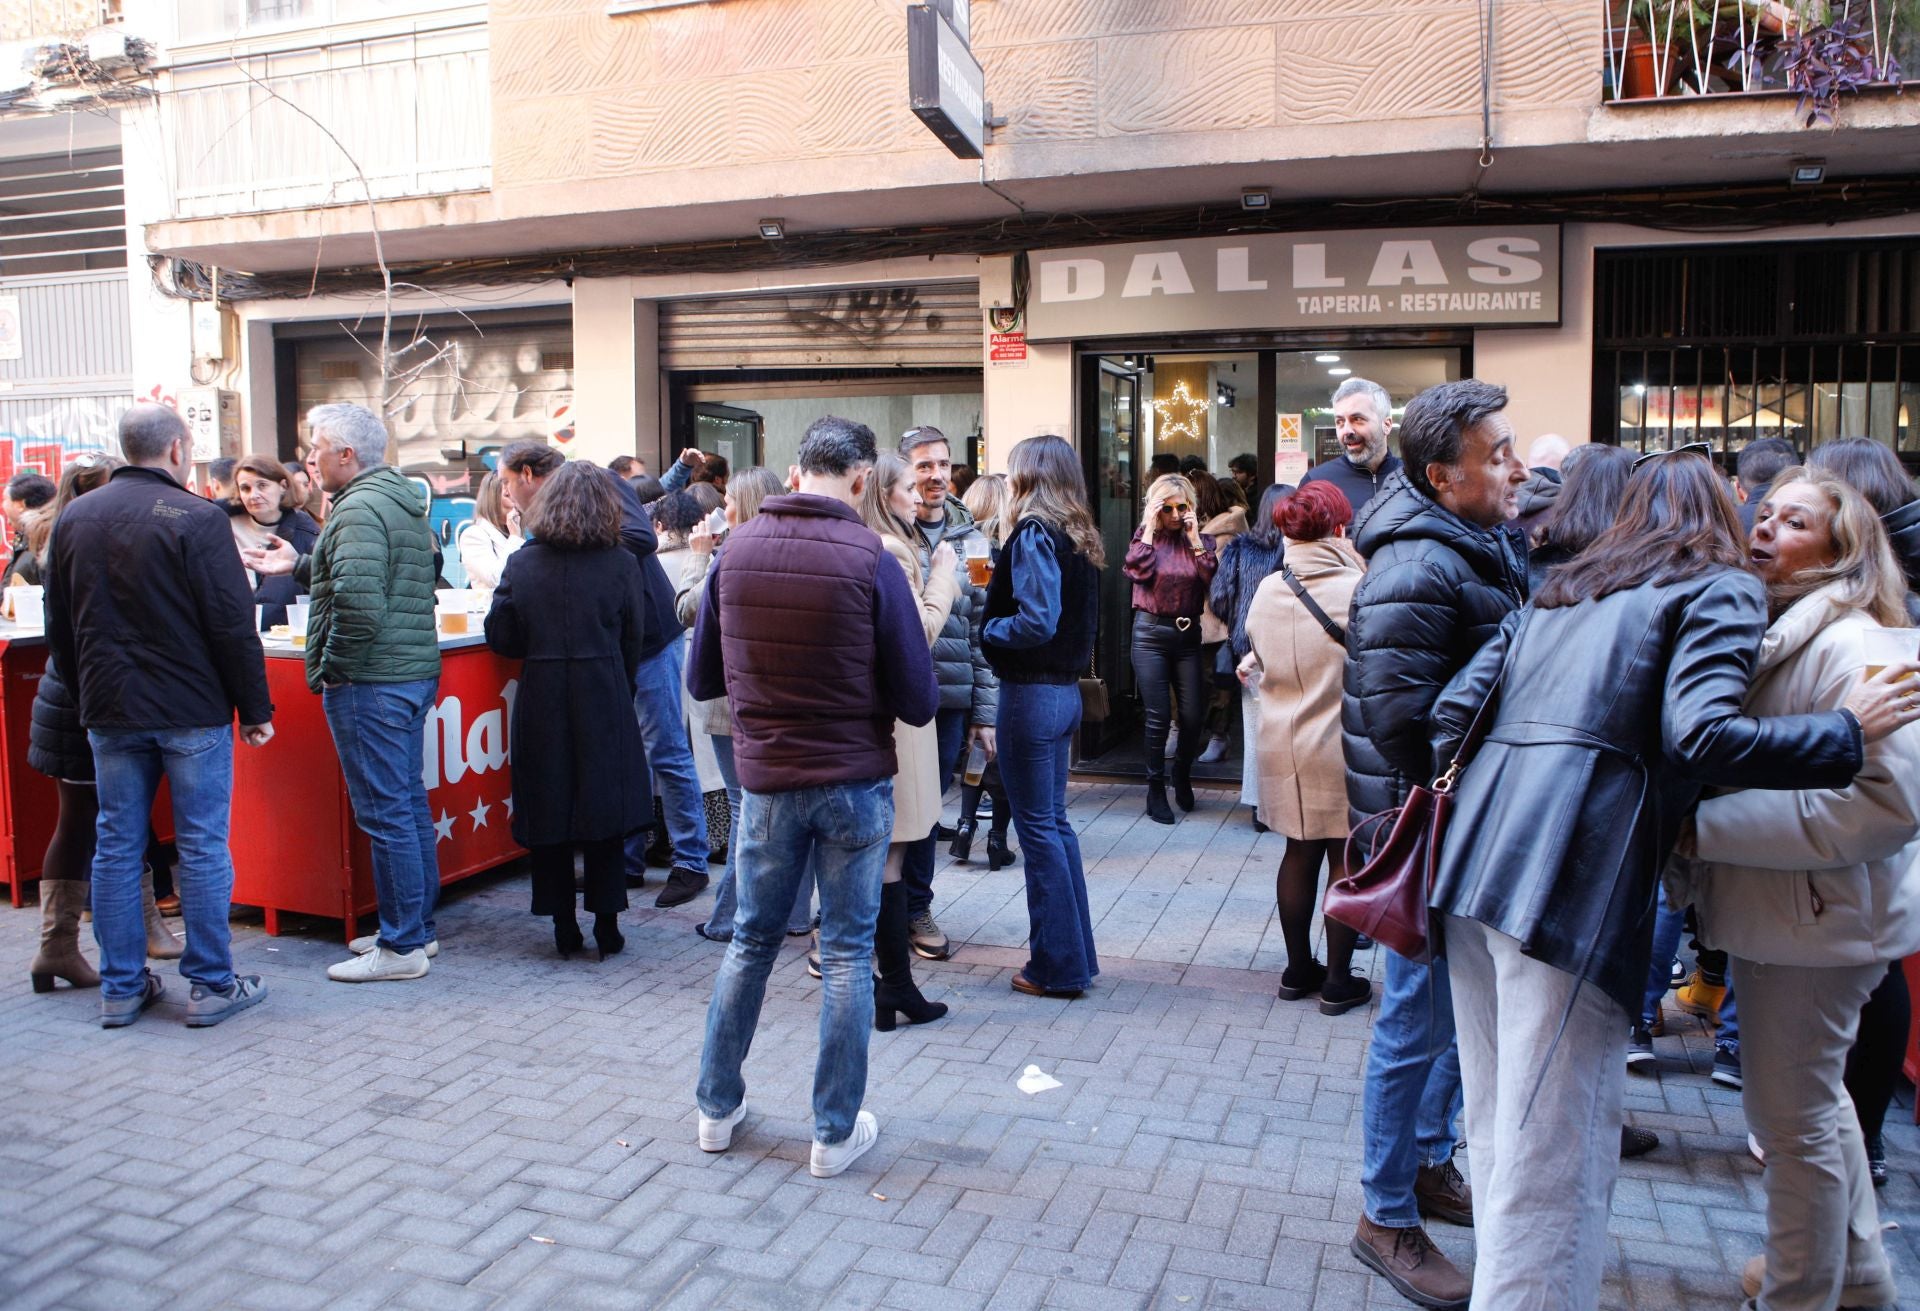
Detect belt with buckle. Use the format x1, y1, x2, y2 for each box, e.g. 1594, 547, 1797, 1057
1136, 611, 1196, 633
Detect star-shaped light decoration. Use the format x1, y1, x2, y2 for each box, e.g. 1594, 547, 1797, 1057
468, 799, 490, 830
434, 810, 456, 843
1151, 380, 1209, 444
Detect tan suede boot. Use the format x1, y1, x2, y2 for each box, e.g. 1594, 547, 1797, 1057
30, 880, 100, 992
142, 865, 183, 960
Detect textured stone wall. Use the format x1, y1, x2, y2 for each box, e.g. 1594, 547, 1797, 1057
491, 0, 1599, 189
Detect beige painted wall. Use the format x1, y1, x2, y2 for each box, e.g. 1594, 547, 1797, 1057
489, 0, 1594, 212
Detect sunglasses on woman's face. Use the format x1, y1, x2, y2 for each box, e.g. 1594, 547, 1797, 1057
1630, 441, 1714, 472
1161, 502, 1189, 513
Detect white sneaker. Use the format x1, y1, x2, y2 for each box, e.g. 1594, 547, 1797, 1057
348, 934, 438, 959
698, 1103, 747, 1153
810, 1110, 879, 1178
327, 946, 429, 983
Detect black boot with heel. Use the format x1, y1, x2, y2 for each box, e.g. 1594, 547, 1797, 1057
553, 915, 584, 959
873, 882, 949, 1031
593, 913, 624, 961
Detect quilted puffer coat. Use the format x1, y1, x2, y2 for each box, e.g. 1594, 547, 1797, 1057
1340, 469, 1528, 827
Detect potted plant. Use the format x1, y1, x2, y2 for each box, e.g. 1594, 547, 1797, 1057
1774, 0, 1908, 123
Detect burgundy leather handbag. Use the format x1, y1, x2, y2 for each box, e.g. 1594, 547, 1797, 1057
1327, 680, 1503, 964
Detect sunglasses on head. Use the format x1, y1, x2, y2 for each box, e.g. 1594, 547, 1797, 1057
1630, 441, 1714, 472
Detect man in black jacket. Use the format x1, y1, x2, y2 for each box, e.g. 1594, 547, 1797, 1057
45, 404, 275, 1030
496, 442, 705, 906
1300, 377, 1404, 519
1340, 381, 1528, 1310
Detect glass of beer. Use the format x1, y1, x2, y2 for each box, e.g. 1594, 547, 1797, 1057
965, 536, 992, 588
1862, 628, 1919, 681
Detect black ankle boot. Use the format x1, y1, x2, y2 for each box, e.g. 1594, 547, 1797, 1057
873, 882, 948, 1031
1171, 758, 1196, 812
985, 829, 1014, 871
1145, 781, 1175, 825
553, 915, 584, 959
949, 819, 977, 862
593, 913, 624, 961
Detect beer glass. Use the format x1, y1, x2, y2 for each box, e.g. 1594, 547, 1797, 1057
1861, 627, 1918, 681
965, 536, 992, 588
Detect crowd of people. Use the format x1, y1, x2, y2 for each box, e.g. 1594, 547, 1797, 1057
12, 376, 1920, 1305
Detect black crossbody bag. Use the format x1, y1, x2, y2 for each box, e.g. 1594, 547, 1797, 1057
1280, 565, 1345, 645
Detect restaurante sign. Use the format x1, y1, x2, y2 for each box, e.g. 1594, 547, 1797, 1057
1024, 226, 1561, 340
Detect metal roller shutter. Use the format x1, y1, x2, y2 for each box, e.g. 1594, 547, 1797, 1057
658, 282, 982, 370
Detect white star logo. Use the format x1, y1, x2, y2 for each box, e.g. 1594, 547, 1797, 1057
468, 799, 490, 830
502, 794, 514, 817
434, 811, 456, 843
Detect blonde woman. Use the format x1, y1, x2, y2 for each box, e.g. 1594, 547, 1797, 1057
458, 472, 521, 599
962, 473, 1009, 548
675, 466, 787, 944
1123, 472, 1217, 822
857, 450, 958, 1028
1683, 468, 1920, 1311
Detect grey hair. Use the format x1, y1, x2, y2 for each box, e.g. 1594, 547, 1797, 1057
1331, 376, 1393, 425
797, 415, 878, 476
117, 403, 190, 464
307, 402, 390, 468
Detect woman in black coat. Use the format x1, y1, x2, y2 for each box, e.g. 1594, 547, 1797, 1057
485, 462, 653, 960
1421, 449, 1920, 1308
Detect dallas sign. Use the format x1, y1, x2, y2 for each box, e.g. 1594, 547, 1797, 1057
1025, 226, 1560, 340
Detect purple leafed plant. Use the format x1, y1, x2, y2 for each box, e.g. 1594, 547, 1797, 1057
1777, 12, 1905, 125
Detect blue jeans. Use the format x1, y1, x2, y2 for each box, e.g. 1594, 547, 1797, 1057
704, 734, 743, 937
89, 725, 237, 999
997, 682, 1097, 991
322, 679, 439, 953
1362, 950, 1464, 1227
1718, 985, 1740, 1055
1641, 900, 1687, 1028
624, 641, 708, 873
697, 777, 892, 1145
899, 707, 969, 918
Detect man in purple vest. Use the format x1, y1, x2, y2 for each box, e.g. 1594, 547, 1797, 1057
687, 415, 937, 1178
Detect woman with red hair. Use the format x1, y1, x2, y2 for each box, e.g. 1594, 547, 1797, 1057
1238, 481, 1371, 1014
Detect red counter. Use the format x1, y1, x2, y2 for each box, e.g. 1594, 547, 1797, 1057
0, 631, 58, 907
231, 634, 526, 940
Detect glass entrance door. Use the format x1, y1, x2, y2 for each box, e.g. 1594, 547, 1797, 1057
1075, 342, 1465, 786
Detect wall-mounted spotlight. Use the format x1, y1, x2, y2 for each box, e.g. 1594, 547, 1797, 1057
758, 218, 787, 240
1216, 383, 1236, 408
1240, 188, 1272, 212
1789, 159, 1826, 186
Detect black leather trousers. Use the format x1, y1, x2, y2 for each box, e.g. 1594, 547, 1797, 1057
1130, 610, 1205, 784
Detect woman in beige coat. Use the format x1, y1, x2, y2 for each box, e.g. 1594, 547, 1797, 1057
859, 451, 958, 1029
1677, 468, 1920, 1311
1238, 482, 1371, 1016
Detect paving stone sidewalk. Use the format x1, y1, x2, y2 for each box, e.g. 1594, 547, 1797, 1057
2, 782, 1916, 1310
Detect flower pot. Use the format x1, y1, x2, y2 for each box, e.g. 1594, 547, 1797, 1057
1618, 31, 1681, 98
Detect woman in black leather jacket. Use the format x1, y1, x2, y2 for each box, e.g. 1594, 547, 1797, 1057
1420, 449, 1920, 1309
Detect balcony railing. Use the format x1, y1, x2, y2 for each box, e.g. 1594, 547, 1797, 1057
1603, 0, 1915, 121
165, 34, 488, 220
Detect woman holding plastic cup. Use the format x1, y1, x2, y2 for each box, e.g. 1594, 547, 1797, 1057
1680, 467, 1920, 1309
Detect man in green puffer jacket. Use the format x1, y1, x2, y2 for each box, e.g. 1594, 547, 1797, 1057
244, 403, 443, 987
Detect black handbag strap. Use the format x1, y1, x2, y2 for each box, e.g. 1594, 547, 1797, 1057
1281, 565, 1345, 645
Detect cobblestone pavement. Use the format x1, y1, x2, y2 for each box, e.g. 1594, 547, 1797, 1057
3, 782, 1916, 1309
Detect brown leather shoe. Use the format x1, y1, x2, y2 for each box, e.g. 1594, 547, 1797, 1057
1414, 1157, 1474, 1226
1351, 1216, 1471, 1310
